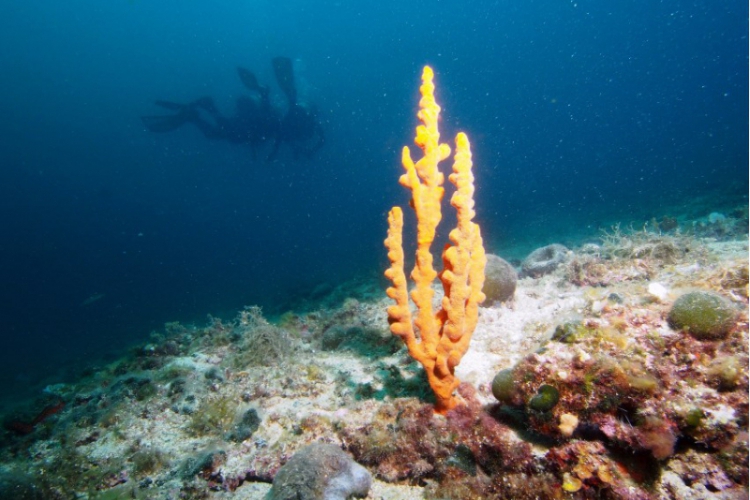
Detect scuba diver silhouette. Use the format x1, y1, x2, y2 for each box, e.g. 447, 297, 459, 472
141, 57, 324, 162
265, 57, 325, 161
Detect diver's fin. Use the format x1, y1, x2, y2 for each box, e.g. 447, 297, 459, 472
272, 57, 297, 105
140, 114, 190, 133
237, 67, 261, 91
154, 100, 186, 111
191, 96, 220, 117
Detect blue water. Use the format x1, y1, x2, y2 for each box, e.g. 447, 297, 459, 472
0, 1, 746, 402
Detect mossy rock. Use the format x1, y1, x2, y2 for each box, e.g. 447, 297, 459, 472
482, 254, 518, 304
227, 408, 261, 442
491, 369, 516, 403
668, 291, 737, 340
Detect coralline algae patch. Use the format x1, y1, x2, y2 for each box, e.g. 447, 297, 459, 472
0, 229, 746, 499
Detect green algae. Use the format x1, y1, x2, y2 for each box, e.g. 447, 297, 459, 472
528, 385, 560, 412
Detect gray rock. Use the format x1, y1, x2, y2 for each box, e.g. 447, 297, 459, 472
521, 244, 570, 278
482, 254, 517, 304
267, 443, 371, 500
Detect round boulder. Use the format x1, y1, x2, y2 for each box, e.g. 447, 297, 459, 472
267, 443, 371, 500
482, 254, 517, 304
668, 291, 737, 340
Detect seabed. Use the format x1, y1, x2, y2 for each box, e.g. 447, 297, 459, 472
0, 205, 747, 500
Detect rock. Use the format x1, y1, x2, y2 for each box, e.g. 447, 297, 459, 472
521, 244, 570, 278
708, 212, 726, 224
267, 443, 371, 500
528, 384, 560, 412
647, 282, 670, 302
491, 368, 516, 403
482, 254, 518, 304
558, 413, 579, 437
668, 291, 737, 340
227, 408, 261, 443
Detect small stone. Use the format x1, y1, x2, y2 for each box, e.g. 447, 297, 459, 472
562, 472, 583, 492
647, 282, 669, 302
559, 413, 579, 437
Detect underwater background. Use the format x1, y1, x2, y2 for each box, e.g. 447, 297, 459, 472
0, 0, 746, 405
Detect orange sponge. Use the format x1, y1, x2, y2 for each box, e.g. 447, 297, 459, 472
385, 66, 486, 414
